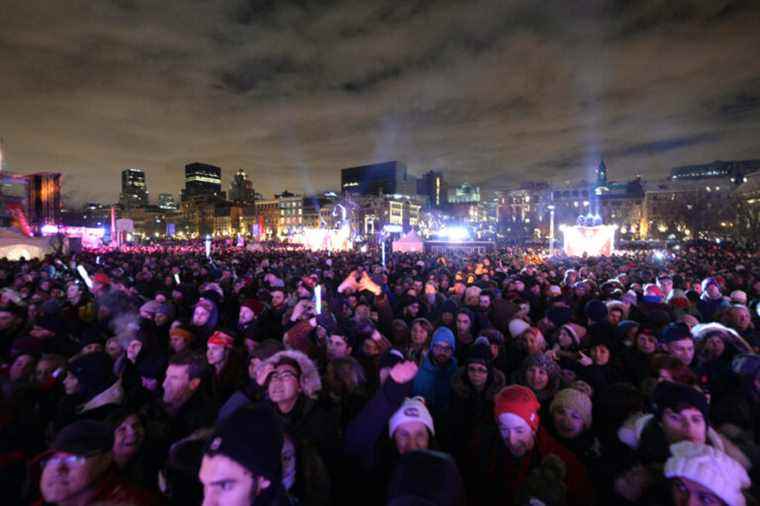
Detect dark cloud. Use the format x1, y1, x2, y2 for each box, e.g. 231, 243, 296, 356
0, 0, 759, 204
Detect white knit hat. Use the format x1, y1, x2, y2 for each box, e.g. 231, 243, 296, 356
664, 442, 750, 506
730, 290, 748, 305
389, 397, 435, 437
509, 318, 531, 339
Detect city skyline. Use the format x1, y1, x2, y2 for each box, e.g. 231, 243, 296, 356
1, 1, 760, 205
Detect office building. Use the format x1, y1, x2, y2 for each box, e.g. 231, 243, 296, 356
417, 170, 448, 208
119, 169, 148, 208
183, 162, 222, 200
341, 161, 415, 196
229, 169, 256, 203
158, 193, 178, 211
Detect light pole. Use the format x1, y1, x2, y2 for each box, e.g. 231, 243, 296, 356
547, 205, 556, 254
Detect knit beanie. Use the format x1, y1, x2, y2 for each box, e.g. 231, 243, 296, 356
240, 299, 264, 316
465, 336, 492, 367
653, 381, 709, 421
521, 353, 561, 385
208, 330, 235, 348
67, 351, 115, 401
584, 299, 608, 323
431, 327, 456, 351
206, 403, 283, 482
730, 290, 748, 305
387, 450, 465, 506
550, 388, 592, 429
508, 318, 531, 339
665, 441, 750, 506
661, 322, 692, 344
561, 323, 587, 345
389, 397, 435, 437
494, 385, 540, 432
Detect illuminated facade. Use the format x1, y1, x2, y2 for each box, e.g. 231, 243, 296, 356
119, 169, 148, 208
26, 172, 61, 231
417, 170, 448, 208
182, 162, 223, 200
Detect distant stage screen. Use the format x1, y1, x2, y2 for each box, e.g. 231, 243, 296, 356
562, 225, 615, 257
294, 227, 352, 252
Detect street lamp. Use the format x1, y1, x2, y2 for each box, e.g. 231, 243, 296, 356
547, 205, 556, 254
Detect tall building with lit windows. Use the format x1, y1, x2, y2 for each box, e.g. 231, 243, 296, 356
120, 168, 149, 208
417, 170, 448, 208
182, 162, 223, 200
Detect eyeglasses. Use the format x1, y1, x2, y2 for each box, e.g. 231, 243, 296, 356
467, 365, 488, 374
269, 370, 299, 382
432, 344, 453, 354
41, 452, 99, 468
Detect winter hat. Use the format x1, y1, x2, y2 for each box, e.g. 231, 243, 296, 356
67, 352, 115, 401
379, 348, 406, 370
206, 403, 283, 482
521, 353, 561, 385
701, 277, 720, 293
546, 285, 562, 297
642, 284, 665, 304
431, 326, 456, 351
92, 273, 111, 286
550, 388, 592, 429
584, 299, 608, 323
561, 323, 587, 345
389, 397, 435, 437
653, 381, 709, 421
508, 318, 531, 339
661, 322, 692, 344
730, 290, 748, 305
546, 306, 572, 328
194, 299, 215, 317
156, 303, 176, 320
169, 327, 194, 342
136, 353, 168, 380
665, 441, 750, 506
494, 385, 541, 432
139, 300, 161, 317
48, 420, 114, 456
465, 337, 492, 367
387, 450, 465, 506
616, 320, 640, 339
240, 299, 264, 316
208, 330, 235, 348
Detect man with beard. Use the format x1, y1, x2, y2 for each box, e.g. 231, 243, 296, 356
412, 327, 458, 420
257, 288, 288, 341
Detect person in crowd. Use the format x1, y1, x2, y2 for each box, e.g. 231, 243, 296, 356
199, 403, 286, 506
35, 419, 158, 505
412, 326, 457, 420
466, 385, 594, 506
206, 330, 246, 405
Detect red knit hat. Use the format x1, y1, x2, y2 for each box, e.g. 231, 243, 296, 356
494, 385, 541, 432
240, 299, 264, 316
93, 273, 111, 285
208, 331, 234, 348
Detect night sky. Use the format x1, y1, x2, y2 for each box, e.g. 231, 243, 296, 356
1, 0, 760, 205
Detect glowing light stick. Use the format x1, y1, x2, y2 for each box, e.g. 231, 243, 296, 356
205, 235, 211, 258
174, 273, 181, 285
315, 285, 322, 315
77, 265, 93, 290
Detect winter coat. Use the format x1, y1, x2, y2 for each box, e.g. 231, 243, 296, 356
466, 424, 595, 506
447, 366, 506, 459
412, 352, 457, 418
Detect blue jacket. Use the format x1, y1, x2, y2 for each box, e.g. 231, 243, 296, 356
412, 353, 458, 416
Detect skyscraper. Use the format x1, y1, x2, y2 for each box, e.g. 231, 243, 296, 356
229, 169, 255, 203
120, 169, 148, 208
417, 170, 448, 208
183, 162, 222, 200
341, 161, 415, 196
158, 193, 178, 210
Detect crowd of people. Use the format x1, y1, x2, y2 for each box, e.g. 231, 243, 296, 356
1, 240, 759, 505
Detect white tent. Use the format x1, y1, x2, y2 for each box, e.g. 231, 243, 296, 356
0, 229, 53, 260
392, 230, 424, 253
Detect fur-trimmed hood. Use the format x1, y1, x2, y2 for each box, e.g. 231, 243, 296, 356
260, 350, 322, 399
451, 366, 506, 400
617, 412, 751, 470
77, 379, 124, 414
692, 322, 753, 354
